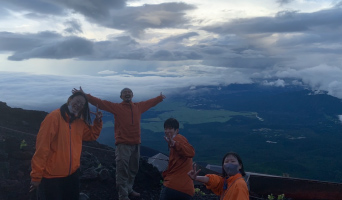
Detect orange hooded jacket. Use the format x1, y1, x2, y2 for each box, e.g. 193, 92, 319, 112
162, 134, 195, 196
30, 109, 102, 182
86, 94, 163, 145
205, 173, 249, 200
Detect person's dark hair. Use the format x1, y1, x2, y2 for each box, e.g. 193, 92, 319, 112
164, 118, 179, 130
120, 88, 133, 96
60, 92, 91, 125
221, 152, 246, 177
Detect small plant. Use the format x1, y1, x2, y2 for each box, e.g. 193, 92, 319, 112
268, 194, 275, 200
268, 193, 285, 200
194, 188, 205, 196
277, 194, 285, 200
20, 139, 27, 149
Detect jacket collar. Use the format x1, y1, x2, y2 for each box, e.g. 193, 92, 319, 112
121, 101, 133, 105
227, 173, 243, 184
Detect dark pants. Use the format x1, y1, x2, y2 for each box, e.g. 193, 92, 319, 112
38, 169, 80, 200
159, 186, 192, 200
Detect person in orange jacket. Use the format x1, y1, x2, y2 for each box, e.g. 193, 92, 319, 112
160, 118, 195, 200
30, 91, 103, 200
72, 87, 165, 200
188, 152, 249, 200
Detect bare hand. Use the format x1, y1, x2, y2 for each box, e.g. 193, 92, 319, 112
29, 181, 40, 193
160, 92, 166, 99
90, 104, 103, 122
72, 86, 85, 94
187, 163, 201, 180
164, 135, 175, 147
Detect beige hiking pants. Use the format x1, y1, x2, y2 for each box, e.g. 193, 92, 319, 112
115, 144, 140, 200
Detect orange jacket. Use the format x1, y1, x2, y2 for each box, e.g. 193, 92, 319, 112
30, 109, 102, 182
86, 94, 163, 144
205, 173, 249, 200
162, 134, 195, 196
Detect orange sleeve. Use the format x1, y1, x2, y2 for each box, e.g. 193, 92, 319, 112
173, 135, 195, 158
30, 111, 59, 182
205, 174, 224, 196
82, 119, 103, 141
138, 95, 163, 113
86, 94, 117, 113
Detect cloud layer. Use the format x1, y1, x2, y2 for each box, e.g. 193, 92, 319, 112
1, 0, 342, 111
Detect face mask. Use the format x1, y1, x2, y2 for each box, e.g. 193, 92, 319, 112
223, 163, 240, 176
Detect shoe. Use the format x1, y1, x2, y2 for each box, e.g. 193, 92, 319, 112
129, 191, 140, 197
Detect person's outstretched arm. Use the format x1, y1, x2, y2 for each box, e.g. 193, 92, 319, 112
72, 87, 116, 113
187, 163, 209, 183
139, 92, 166, 113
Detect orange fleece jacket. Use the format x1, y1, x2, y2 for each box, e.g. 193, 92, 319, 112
162, 134, 195, 196
86, 94, 163, 144
205, 173, 249, 200
30, 109, 102, 182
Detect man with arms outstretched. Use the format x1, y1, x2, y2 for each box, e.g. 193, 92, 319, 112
73, 87, 165, 200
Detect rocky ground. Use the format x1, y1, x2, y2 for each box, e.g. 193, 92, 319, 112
0, 128, 219, 200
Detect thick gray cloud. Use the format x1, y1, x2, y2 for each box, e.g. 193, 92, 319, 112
158, 32, 199, 45
9, 37, 93, 60
95, 2, 196, 37
54, 0, 126, 20
197, 6, 342, 70
276, 0, 293, 6
150, 50, 202, 61
86, 36, 148, 60
0, 0, 194, 37
203, 7, 342, 34
64, 19, 83, 34
0, 32, 204, 61
0, 31, 61, 52
0, 32, 93, 60
202, 57, 283, 69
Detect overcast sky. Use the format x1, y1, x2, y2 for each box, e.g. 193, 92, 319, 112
1, 0, 342, 112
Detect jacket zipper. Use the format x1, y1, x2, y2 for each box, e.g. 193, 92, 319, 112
68, 122, 72, 175
130, 104, 134, 124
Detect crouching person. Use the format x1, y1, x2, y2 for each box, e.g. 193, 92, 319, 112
29, 91, 103, 200
188, 152, 249, 200
160, 118, 195, 200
